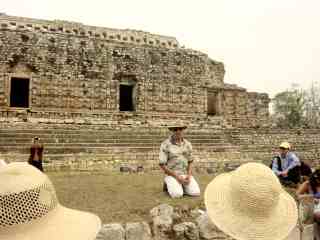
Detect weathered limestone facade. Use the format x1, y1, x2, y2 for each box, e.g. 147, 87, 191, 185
0, 14, 269, 128
1, 14, 320, 172
212, 84, 270, 128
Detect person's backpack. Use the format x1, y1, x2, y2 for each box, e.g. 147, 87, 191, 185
270, 156, 282, 171
300, 161, 312, 177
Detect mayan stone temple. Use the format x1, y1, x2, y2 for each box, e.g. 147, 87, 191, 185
0, 13, 319, 171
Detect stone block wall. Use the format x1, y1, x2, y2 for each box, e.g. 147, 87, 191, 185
0, 14, 271, 128
0, 14, 225, 125
0, 122, 319, 173
206, 84, 270, 128
230, 128, 320, 167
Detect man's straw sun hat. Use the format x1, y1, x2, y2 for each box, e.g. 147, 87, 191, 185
279, 142, 291, 150
0, 163, 101, 240
167, 120, 188, 131
204, 162, 297, 240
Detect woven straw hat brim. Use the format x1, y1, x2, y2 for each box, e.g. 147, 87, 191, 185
204, 173, 298, 240
168, 126, 187, 130
0, 204, 101, 240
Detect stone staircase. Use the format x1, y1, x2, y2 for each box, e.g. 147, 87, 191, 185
0, 127, 241, 171
1, 126, 319, 171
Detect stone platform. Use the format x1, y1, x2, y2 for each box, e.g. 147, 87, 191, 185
0, 123, 319, 172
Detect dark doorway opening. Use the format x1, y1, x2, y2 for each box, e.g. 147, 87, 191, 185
10, 77, 30, 108
119, 84, 134, 111
207, 91, 219, 116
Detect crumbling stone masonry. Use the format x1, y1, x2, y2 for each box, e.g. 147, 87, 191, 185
0, 14, 269, 128
0, 15, 320, 171
95, 204, 309, 240
96, 204, 233, 240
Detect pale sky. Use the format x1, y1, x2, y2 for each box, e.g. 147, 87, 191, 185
2, 0, 320, 98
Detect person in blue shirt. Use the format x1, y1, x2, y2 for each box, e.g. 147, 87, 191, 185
272, 142, 301, 185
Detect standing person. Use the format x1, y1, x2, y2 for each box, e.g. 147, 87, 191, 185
28, 136, 44, 172
271, 141, 301, 185
159, 121, 200, 198
204, 162, 298, 240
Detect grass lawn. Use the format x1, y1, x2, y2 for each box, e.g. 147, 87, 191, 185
48, 171, 214, 223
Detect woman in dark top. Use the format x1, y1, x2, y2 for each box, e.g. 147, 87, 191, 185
28, 137, 44, 172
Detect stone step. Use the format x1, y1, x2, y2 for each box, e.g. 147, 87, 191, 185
0, 134, 226, 140
0, 127, 224, 131
0, 132, 227, 139
1, 150, 242, 164
0, 138, 225, 144
0, 126, 223, 134
0, 142, 232, 148
0, 127, 225, 133
0, 144, 235, 154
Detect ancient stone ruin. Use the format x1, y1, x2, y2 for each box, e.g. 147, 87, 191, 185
0, 13, 319, 171
95, 203, 233, 240
0, 13, 269, 127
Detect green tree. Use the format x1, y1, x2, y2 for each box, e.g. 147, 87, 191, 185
272, 87, 307, 128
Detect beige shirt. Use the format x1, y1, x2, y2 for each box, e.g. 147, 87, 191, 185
159, 136, 193, 175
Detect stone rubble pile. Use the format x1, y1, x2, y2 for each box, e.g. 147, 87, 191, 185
95, 203, 232, 240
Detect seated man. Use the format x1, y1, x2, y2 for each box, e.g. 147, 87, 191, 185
272, 141, 301, 185
159, 121, 200, 198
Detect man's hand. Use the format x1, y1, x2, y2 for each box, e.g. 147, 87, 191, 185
176, 175, 191, 185
280, 170, 288, 177
174, 175, 186, 185
184, 175, 191, 184
176, 175, 186, 185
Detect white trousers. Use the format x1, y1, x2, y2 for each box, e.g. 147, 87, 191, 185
164, 175, 200, 198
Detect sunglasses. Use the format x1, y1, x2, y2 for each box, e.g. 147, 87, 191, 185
172, 127, 184, 131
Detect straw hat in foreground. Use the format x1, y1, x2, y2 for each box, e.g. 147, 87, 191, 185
204, 162, 297, 240
0, 163, 101, 240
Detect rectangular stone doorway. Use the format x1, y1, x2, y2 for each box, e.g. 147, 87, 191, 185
207, 91, 220, 116
10, 77, 30, 108
119, 84, 134, 111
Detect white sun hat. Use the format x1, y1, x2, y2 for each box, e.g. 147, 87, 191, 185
0, 162, 101, 240
204, 162, 298, 240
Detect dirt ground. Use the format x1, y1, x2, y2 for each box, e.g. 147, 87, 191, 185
48, 171, 214, 223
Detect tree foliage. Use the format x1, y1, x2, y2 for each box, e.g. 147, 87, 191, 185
272, 82, 320, 128
272, 88, 306, 128
304, 81, 320, 127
